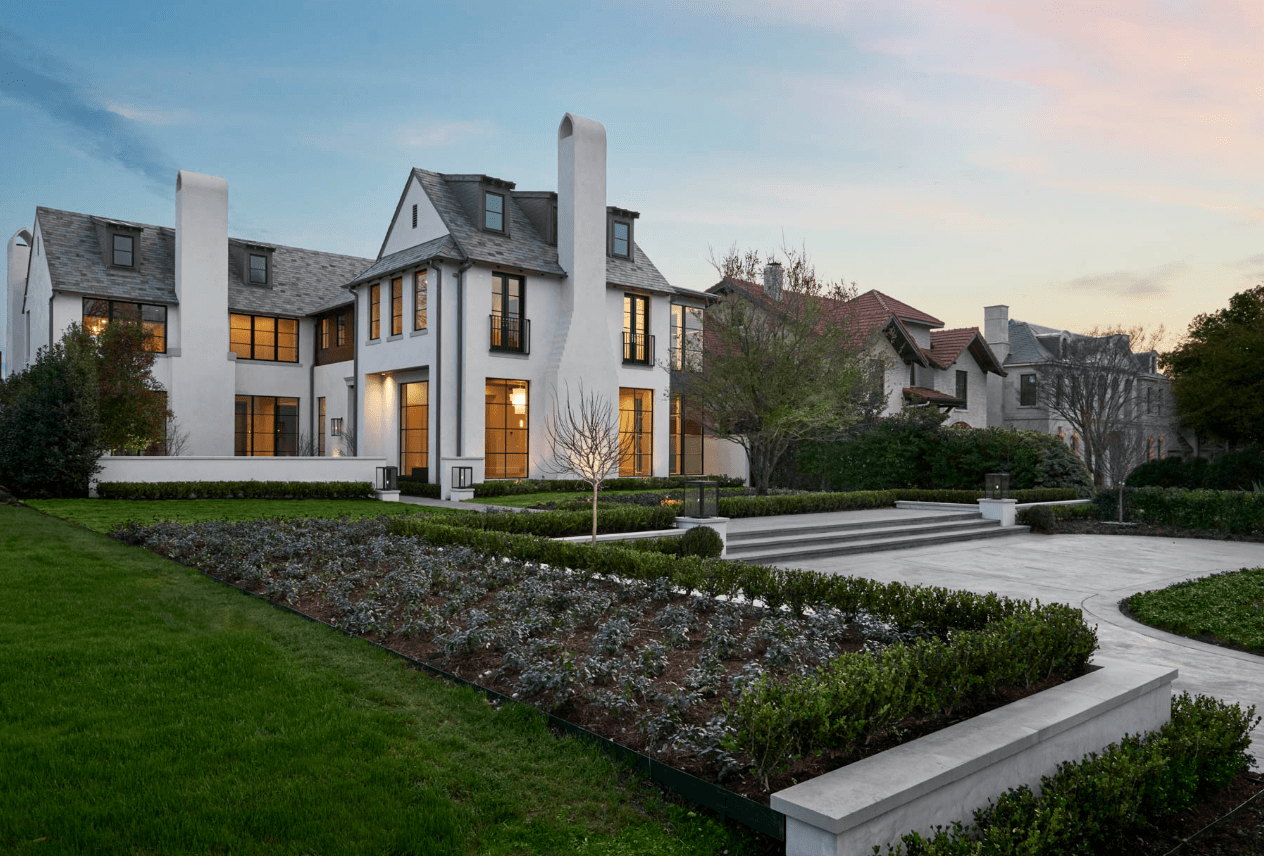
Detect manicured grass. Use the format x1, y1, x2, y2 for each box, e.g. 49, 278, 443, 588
26, 498, 459, 533
1129, 568, 1264, 653
478, 490, 682, 508
0, 507, 755, 855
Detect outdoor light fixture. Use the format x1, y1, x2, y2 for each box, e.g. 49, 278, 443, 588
376, 466, 398, 492
453, 466, 474, 489
985, 472, 1011, 499
683, 480, 719, 519
331, 418, 343, 437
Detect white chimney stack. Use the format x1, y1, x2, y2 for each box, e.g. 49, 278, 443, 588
763, 261, 784, 300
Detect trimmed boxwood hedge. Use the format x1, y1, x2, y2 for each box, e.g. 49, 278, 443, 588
95, 480, 373, 500
471, 475, 745, 498
1094, 487, 1264, 535
444, 505, 678, 538
718, 488, 1081, 519
884, 692, 1258, 855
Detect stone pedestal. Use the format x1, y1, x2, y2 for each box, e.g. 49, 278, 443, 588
978, 498, 1017, 527
374, 489, 401, 502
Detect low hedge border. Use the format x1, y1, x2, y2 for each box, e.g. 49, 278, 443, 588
95, 481, 373, 500
1097, 487, 1264, 535
472, 475, 746, 498
398, 479, 442, 499
444, 505, 679, 538
387, 515, 1098, 785
1017, 503, 1099, 532
719, 488, 1081, 519
884, 692, 1259, 855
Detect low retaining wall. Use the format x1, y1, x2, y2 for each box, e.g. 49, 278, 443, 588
92, 455, 388, 495
772, 657, 1177, 855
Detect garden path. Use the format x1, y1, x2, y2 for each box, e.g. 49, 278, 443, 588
766, 515, 1264, 768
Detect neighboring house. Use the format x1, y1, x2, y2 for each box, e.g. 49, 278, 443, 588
983, 304, 1187, 465
4, 113, 712, 496
707, 267, 1007, 428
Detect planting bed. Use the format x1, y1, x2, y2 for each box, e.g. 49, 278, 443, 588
112, 516, 1084, 805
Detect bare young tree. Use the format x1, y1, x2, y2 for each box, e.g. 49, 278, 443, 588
1101, 427, 1150, 521
542, 384, 625, 543
159, 414, 191, 456
338, 425, 357, 458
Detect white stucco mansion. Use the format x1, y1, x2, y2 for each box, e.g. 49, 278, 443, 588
5, 114, 716, 496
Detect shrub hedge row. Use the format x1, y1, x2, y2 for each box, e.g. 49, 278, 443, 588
470, 475, 746, 498
95, 481, 373, 500
398, 478, 442, 499
717, 488, 1081, 519
886, 692, 1258, 855
1094, 487, 1264, 535
1127, 447, 1264, 491
444, 505, 679, 538
1016, 503, 1098, 531
387, 514, 1098, 780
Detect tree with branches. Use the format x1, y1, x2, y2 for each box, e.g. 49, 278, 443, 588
1035, 324, 1167, 487
543, 384, 625, 542
676, 242, 869, 494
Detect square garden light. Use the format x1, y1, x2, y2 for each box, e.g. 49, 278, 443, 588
985, 472, 1011, 499
683, 480, 719, 519
376, 466, 398, 492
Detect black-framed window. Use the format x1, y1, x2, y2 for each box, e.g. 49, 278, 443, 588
490, 272, 526, 352
612, 221, 630, 257
484, 191, 505, 232
321, 317, 330, 349
414, 269, 427, 331
336, 312, 347, 347
83, 298, 166, 353
1020, 373, 1037, 406
234, 395, 299, 456
249, 252, 268, 285
369, 284, 381, 339
624, 293, 650, 363
112, 234, 134, 268
318, 397, 326, 457
400, 381, 429, 481
485, 379, 528, 479
956, 371, 968, 408
670, 304, 702, 371
390, 276, 403, 336
229, 313, 298, 362
669, 396, 703, 476
619, 388, 653, 477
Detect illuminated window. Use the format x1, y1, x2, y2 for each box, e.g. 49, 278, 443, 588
670, 396, 702, 476
234, 395, 299, 456
82, 298, 166, 352
485, 379, 528, 479
229, 313, 298, 362
400, 381, 429, 481
369, 284, 381, 339
414, 269, 427, 331
321, 317, 330, 349
623, 294, 650, 364
491, 273, 526, 352
619, 387, 653, 477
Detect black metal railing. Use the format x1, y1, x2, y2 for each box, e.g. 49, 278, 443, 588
490, 315, 530, 354
623, 332, 654, 365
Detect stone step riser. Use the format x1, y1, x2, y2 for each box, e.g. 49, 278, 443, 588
728, 519, 993, 549
727, 512, 982, 542
730, 525, 1030, 563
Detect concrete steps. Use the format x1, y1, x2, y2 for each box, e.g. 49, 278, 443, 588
726, 512, 1029, 563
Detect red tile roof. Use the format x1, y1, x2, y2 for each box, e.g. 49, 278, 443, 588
903, 386, 964, 406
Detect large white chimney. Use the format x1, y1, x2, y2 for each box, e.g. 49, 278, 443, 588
984, 305, 1010, 429
170, 170, 235, 455
763, 261, 783, 300
6, 229, 32, 377
545, 114, 618, 404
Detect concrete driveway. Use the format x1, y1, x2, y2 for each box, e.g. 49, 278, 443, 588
764, 521, 1264, 767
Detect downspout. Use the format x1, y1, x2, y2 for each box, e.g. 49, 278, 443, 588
433, 265, 442, 477
351, 287, 360, 456
455, 261, 474, 456
308, 318, 316, 454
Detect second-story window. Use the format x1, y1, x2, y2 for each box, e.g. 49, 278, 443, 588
612, 221, 630, 257
321, 317, 330, 349
390, 276, 403, 336
112, 234, 134, 268
623, 294, 650, 364
491, 273, 526, 352
249, 253, 269, 285
414, 269, 427, 331
956, 371, 968, 408
484, 191, 505, 232
670, 304, 702, 371
336, 312, 347, 347
369, 284, 381, 339
1020, 373, 1037, 406
83, 298, 166, 352
230, 313, 298, 362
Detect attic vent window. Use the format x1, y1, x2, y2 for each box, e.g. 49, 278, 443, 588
484, 191, 505, 232
249, 253, 268, 285
412, 204, 418, 228
112, 234, 134, 268
612, 221, 630, 257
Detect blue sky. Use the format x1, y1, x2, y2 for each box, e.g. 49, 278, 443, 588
3, 0, 1262, 345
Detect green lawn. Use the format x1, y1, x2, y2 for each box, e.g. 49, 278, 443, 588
0, 507, 755, 855
1129, 568, 1264, 653
26, 498, 460, 533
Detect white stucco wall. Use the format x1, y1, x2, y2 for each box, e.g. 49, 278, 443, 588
21, 220, 53, 368
932, 359, 989, 428
379, 173, 449, 257
94, 455, 387, 490
4, 229, 32, 378
703, 435, 748, 483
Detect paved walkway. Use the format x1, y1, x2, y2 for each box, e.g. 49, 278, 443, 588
753, 509, 1264, 767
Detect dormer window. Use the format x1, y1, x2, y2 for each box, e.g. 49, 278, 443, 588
112, 234, 134, 268
249, 252, 268, 284
484, 191, 505, 232
607, 207, 638, 259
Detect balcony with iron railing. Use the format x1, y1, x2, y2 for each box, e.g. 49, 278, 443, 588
623, 332, 654, 366
490, 315, 530, 355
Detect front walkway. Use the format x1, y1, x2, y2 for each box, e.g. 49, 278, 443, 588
753, 510, 1264, 767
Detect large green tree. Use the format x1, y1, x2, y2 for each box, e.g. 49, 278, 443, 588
1162, 284, 1264, 446
96, 319, 169, 454
678, 244, 869, 494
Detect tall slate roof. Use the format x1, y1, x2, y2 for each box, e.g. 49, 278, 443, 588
35, 207, 373, 317
1005, 319, 1056, 365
